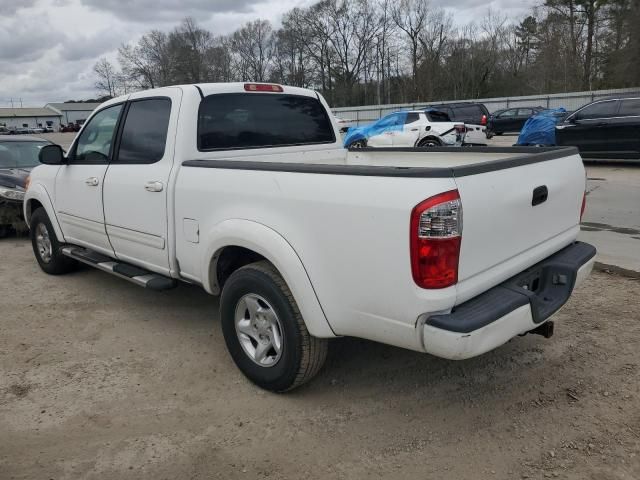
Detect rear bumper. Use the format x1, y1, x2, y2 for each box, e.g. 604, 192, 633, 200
422, 241, 596, 360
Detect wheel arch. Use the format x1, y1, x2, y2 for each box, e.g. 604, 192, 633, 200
416, 135, 443, 147
24, 183, 65, 242
201, 219, 336, 338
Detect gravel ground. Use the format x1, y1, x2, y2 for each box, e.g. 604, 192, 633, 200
1, 237, 639, 480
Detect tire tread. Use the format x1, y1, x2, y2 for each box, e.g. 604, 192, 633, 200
236, 260, 328, 391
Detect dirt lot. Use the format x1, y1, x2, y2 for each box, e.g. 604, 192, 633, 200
1, 238, 639, 480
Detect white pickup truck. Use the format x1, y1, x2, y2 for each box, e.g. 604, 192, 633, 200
25, 83, 596, 392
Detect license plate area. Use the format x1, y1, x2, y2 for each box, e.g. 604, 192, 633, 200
505, 264, 577, 323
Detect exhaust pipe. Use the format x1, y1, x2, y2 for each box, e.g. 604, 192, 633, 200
527, 321, 554, 339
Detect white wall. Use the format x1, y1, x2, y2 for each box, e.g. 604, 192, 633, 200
0, 116, 62, 130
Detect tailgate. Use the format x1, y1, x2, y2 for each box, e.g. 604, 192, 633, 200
454, 153, 585, 284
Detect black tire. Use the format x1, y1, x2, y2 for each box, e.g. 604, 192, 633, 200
220, 260, 328, 392
0, 225, 10, 238
417, 137, 442, 147
29, 208, 77, 275
348, 139, 367, 149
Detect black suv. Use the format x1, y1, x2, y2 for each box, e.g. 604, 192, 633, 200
556, 95, 640, 158
487, 106, 545, 137
424, 102, 490, 126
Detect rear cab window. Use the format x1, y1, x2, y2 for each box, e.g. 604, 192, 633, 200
198, 93, 335, 151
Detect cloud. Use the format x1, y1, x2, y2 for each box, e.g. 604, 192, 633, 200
60, 29, 126, 61
0, 0, 38, 14
79, 0, 256, 22
0, 0, 529, 106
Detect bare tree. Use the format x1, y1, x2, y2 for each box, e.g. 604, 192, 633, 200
392, 0, 429, 100
229, 20, 274, 82
93, 58, 120, 97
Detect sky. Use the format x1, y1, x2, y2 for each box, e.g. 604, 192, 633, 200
0, 0, 533, 107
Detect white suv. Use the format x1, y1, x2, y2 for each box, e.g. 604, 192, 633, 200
344, 110, 465, 148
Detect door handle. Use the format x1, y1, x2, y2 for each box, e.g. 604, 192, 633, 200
532, 185, 548, 206
411, 128, 419, 131
85, 177, 99, 186
144, 181, 164, 192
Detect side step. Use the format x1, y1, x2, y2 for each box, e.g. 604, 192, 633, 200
61, 246, 177, 291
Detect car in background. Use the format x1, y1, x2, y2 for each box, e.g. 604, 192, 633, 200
0, 136, 51, 237
334, 116, 355, 134
9, 127, 32, 135
343, 110, 465, 148
424, 102, 489, 145
61, 123, 81, 132
556, 95, 640, 158
0, 126, 8, 135
487, 106, 545, 137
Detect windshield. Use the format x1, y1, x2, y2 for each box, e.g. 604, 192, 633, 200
0, 141, 49, 168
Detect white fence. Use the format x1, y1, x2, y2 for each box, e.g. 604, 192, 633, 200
331, 87, 640, 126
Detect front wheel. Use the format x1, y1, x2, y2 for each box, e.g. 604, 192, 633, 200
348, 139, 367, 149
220, 261, 328, 392
29, 208, 77, 275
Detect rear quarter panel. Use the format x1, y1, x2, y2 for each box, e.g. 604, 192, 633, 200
174, 165, 457, 351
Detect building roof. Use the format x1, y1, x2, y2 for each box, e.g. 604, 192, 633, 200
0, 108, 62, 118
46, 102, 102, 112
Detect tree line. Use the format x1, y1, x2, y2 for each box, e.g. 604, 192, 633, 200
94, 0, 640, 107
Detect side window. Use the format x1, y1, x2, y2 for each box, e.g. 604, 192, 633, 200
404, 112, 420, 124
517, 108, 533, 116
619, 99, 640, 117
116, 99, 171, 164
499, 109, 517, 118
574, 100, 619, 120
73, 105, 123, 164
377, 113, 400, 127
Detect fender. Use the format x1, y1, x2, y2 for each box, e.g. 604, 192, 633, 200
24, 182, 66, 243
200, 219, 336, 338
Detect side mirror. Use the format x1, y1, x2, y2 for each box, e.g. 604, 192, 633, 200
39, 144, 65, 165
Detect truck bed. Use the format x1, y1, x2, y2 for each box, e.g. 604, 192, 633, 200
183, 146, 579, 177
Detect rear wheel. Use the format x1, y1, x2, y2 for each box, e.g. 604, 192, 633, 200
417, 137, 442, 147
220, 261, 328, 392
29, 208, 77, 275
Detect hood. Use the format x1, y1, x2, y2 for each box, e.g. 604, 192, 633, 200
0, 167, 33, 189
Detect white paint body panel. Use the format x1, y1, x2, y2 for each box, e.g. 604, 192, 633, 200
102, 87, 183, 275
25, 82, 592, 357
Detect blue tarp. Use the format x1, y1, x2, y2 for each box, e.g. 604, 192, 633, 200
516, 108, 567, 146
343, 111, 407, 147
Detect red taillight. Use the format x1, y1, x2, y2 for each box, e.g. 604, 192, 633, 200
410, 190, 462, 289
480, 114, 487, 126
244, 83, 284, 92
580, 191, 586, 221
